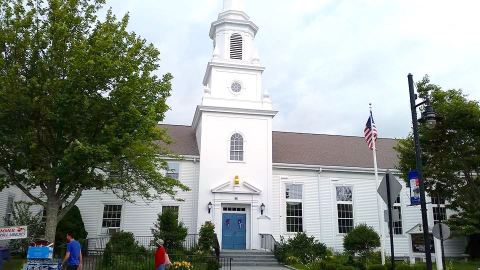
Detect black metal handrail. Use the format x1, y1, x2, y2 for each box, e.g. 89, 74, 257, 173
84, 234, 198, 251
80, 251, 232, 270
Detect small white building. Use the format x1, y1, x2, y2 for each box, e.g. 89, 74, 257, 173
0, 0, 466, 258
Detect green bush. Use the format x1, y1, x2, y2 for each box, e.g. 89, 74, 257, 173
102, 231, 147, 266
275, 232, 328, 264
308, 259, 326, 270
8, 202, 45, 254
55, 205, 88, 253
343, 224, 380, 258
412, 263, 426, 270
285, 256, 300, 265
151, 208, 188, 251
198, 221, 216, 252
367, 264, 386, 270
337, 266, 355, 270
324, 262, 339, 270
396, 264, 413, 270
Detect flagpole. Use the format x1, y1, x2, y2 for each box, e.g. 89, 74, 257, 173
370, 103, 386, 265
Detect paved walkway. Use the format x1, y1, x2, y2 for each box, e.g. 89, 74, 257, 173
231, 266, 290, 270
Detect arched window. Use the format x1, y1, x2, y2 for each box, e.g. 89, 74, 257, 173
230, 133, 244, 161
230, 33, 243, 60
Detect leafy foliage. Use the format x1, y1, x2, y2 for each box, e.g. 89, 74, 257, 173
55, 205, 88, 252
275, 232, 328, 264
394, 75, 480, 257
103, 231, 147, 267
367, 264, 386, 270
0, 0, 187, 242
197, 221, 216, 252
343, 224, 380, 265
8, 202, 45, 254
151, 208, 188, 251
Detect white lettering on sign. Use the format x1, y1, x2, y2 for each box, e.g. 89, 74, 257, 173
0, 226, 28, 240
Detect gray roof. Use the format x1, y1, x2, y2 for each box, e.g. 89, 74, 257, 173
159, 124, 398, 169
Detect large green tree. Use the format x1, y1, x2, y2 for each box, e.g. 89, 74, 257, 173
0, 0, 187, 242
395, 75, 480, 257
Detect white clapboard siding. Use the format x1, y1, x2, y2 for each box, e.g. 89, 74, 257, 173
75, 160, 200, 238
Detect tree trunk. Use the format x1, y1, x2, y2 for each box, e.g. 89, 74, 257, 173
44, 198, 60, 243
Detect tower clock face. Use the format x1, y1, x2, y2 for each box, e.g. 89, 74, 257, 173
231, 81, 242, 93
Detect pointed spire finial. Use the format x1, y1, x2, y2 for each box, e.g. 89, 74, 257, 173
223, 0, 245, 12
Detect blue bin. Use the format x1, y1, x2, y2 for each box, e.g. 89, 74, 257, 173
27, 246, 52, 260
0, 247, 10, 261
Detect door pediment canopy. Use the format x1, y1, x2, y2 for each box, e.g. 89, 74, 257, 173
211, 181, 261, 195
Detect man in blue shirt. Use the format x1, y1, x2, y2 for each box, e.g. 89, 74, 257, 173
62, 232, 82, 270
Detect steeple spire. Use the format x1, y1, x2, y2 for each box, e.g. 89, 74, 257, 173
223, 0, 245, 12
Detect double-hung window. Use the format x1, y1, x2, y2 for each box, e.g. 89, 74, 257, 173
336, 186, 354, 233
162, 205, 179, 219
102, 205, 122, 229
166, 162, 180, 180
432, 196, 447, 224
393, 195, 403, 235
285, 184, 303, 232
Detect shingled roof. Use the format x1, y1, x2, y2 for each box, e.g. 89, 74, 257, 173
159, 124, 398, 169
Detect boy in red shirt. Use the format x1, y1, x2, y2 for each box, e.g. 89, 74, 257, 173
155, 239, 166, 270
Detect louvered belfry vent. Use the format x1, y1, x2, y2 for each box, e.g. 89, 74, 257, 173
230, 33, 243, 60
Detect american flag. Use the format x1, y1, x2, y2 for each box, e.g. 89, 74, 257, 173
364, 115, 378, 150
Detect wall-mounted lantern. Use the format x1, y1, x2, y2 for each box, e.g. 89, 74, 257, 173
208, 202, 213, 214
260, 203, 265, 215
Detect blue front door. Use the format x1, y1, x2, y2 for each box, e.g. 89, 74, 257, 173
222, 213, 246, 249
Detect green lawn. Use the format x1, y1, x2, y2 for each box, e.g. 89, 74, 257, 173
2, 258, 25, 270
288, 260, 480, 270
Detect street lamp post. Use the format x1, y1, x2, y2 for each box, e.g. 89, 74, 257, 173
408, 73, 436, 270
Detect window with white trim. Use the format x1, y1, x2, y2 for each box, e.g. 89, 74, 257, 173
4, 195, 14, 225
432, 196, 446, 224
162, 205, 179, 219
286, 184, 303, 232
336, 186, 354, 233
166, 162, 180, 180
230, 33, 243, 60
102, 205, 122, 228
393, 195, 403, 235
230, 133, 244, 161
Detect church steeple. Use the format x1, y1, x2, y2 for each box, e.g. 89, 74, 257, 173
223, 0, 245, 12
201, 0, 271, 110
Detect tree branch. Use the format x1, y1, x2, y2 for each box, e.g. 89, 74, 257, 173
58, 189, 83, 220
4, 167, 47, 207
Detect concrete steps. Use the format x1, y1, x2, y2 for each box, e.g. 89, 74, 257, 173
220, 250, 280, 266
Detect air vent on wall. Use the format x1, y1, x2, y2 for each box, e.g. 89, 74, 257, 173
230, 33, 243, 60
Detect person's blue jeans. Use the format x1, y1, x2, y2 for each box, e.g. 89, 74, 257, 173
157, 264, 166, 270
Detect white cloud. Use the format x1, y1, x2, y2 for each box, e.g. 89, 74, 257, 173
105, 0, 480, 138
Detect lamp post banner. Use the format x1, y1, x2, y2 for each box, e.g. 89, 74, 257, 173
0, 225, 28, 240
409, 170, 421, 205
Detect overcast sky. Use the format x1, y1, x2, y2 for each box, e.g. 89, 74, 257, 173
105, 0, 480, 139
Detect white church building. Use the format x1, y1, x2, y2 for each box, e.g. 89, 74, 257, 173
0, 0, 466, 259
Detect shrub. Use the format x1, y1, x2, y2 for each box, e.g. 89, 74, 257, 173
285, 256, 300, 265
396, 264, 413, 270
324, 262, 339, 270
343, 224, 380, 266
55, 205, 88, 253
412, 263, 426, 270
8, 202, 45, 254
308, 259, 326, 270
275, 232, 328, 264
151, 208, 188, 251
102, 231, 146, 266
198, 221, 216, 252
338, 266, 355, 270
367, 264, 387, 270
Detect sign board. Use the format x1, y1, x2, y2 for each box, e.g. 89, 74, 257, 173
377, 172, 402, 205
408, 170, 421, 205
384, 209, 400, 222
0, 226, 28, 240
432, 223, 451, 240
411, 233, 435, 253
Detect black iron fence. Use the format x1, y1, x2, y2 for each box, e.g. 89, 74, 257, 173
85, 234, 198, 251
81, 250, 232, 270
260, 234, 278, 252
